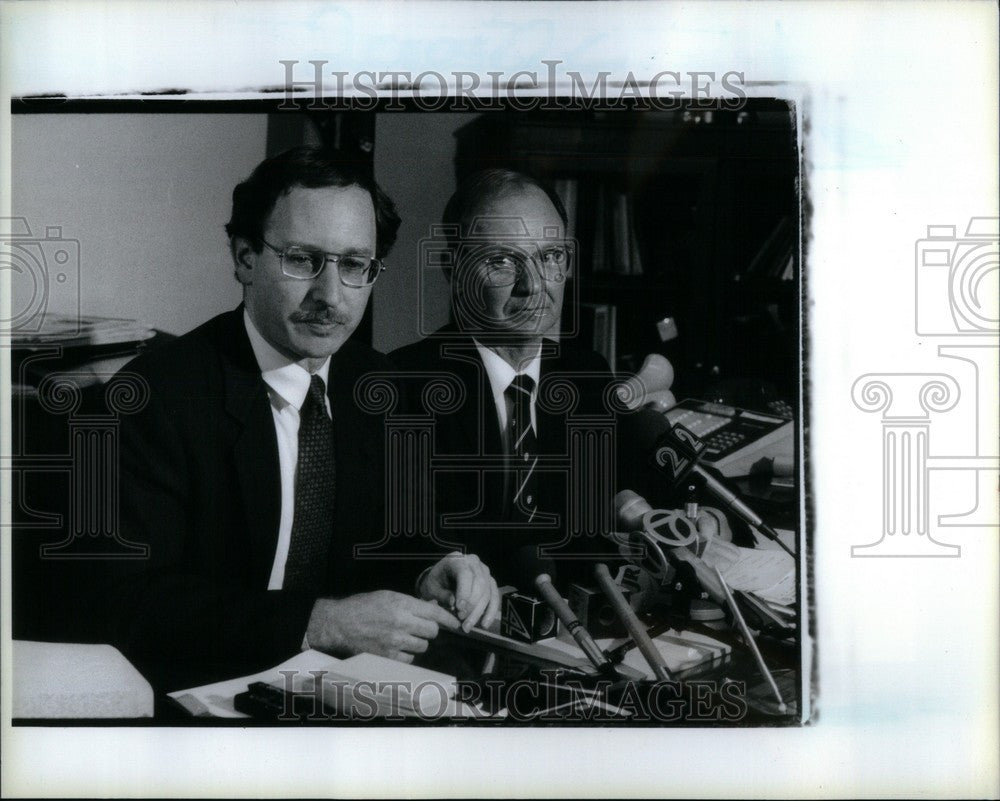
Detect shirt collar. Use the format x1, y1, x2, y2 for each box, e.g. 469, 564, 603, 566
473, 339, 542, 402
244, 309, 331, 411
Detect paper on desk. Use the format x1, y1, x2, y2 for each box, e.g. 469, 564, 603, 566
170, 649, 479, 719
541, 629, 730, 678
718, 546, 796, 606
621, 630, 731, 677
170, 649, 341, 718
295, 652, 463, 717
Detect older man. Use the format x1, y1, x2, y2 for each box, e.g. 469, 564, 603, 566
391, 169, 618, 592
106, 147, 498, 692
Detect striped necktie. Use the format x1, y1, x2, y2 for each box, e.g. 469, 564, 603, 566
505, 373, 538, 523
284, 374, 336, 593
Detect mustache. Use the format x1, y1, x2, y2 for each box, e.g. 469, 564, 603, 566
509, 301, 551, 313
290, 309, 349, 325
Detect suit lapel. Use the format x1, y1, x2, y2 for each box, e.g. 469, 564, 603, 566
219, 310, 282, 587
536, 343, 569, 456
431, 336, 506, 523
327, 346, 379, 508
438, 338, 503, 457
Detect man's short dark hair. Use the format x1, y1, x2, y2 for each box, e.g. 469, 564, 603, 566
441, 168, 568, 245
225, 146, 401, 259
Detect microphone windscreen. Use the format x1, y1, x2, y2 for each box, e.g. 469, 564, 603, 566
637, 353, 675, 392
643, 390, 677, 414
618, 354, 675, 410
614, 489, 653, 530
615, 406, 692, 509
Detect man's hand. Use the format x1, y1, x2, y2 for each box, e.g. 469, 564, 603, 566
417, 552, 500, 633
305, 591, 461, 663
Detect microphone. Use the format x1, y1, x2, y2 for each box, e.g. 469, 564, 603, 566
593, 563, 673, 682
618, 408, 794, 556
534, 573, 619, 680
498, 547, 559, 643
613, 489, 728, 604
617, 353, 677, 412
615, 489, 654, 530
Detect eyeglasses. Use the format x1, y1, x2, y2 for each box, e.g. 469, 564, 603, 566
471, 244, 574, 288
259, 238, 385, 287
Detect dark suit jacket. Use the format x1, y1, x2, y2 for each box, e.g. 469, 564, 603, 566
105, 308, 406, 692
389, 326, 621, 593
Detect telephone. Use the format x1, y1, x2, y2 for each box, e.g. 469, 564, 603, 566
664, 398, 793, 478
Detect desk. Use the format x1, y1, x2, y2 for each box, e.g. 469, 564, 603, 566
12, 610, 799, 726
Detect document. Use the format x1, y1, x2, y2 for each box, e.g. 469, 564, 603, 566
169, 649, 341, 718
169, 650, 470, 719
721, 547, 796, 607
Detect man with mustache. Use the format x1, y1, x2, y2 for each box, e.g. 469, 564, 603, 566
106, 147, 498, 692
390, 169, 617, 593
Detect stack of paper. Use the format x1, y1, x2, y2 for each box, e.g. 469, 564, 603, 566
12, 313, 158, 388
169, 649, 478, 720
12, 314, 156, 348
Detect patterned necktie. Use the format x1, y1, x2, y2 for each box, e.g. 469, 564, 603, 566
284, 374, 336, 593
505, 374, 538, 523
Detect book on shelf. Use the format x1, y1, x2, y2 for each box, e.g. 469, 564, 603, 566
590, 186, 644, 277
626, 193, 644, 277
591, 185, 608, 274
611, 191, 630, 275
552, 178, 578, 240
578, 301, 617, 372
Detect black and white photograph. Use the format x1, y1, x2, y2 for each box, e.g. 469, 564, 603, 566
1, 1, 996, 798
8, 98, 806, 722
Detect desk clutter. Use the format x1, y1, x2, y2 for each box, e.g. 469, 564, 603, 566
165, 625, 735, 723
11, 313, 158, 390
161, 503, 797, 724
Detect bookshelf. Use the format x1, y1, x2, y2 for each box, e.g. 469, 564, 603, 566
452, 105, 800, 402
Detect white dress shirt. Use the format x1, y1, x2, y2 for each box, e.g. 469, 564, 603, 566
243, 310, 332, 590
473, 340, 542, 448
